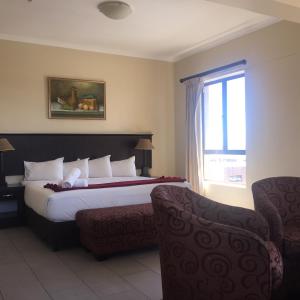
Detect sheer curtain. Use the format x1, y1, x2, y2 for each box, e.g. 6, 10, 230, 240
184, 78, 204, 194
183, 63, 246, 194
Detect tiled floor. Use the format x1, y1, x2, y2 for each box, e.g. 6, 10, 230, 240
0, 227, 162, 300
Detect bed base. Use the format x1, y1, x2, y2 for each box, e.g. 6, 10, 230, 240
25, 205, 80, 251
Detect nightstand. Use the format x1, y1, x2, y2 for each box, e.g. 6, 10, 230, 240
0, 184, 25, 228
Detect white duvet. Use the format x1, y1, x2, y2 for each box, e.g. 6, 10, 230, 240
24, 177, 191, 222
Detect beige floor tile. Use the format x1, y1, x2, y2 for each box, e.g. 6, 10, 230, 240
38, 275, 87, 294
99, 289, 149, 300
25, 253, 86, 293
0, 227, 164, 300
133, 250, 161, 274
3, 226, 36, 241
0, 262, 32, 281
25, 251, 70, 272
50, 286, 99, 300
1, 285, 51, 300
0, 262, 51, 300
79, 265, 132, 296
0, 229, 9, 241
56, 247, 96, 273
0, 239, 24, 265
124, 270, 162, 300
10, 235, 50, 254
101, 255, 148, 276
23, 250, 60, 266
5, 226, 49, 254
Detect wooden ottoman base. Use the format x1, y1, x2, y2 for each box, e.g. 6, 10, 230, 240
76, 203, 158, 257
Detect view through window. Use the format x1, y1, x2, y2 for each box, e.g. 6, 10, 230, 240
202, 72, 246, 185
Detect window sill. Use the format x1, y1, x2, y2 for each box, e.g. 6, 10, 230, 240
203, 180, 246, 189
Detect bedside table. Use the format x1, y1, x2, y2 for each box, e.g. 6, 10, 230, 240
0, 184, 25, 228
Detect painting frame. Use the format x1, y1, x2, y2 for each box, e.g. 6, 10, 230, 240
48, 77, 106, 120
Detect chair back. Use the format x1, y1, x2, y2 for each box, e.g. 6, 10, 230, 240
151, 185, 272, 300
252, 177, 300, 226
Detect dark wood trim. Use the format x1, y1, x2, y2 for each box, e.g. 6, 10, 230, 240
0, 133, 153, 176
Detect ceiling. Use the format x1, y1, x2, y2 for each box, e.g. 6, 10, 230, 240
275, 0, 300, 8
209, 0, 300, 23
0, 0, 278, 62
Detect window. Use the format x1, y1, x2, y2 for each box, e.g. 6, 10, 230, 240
202, 72, 246, 185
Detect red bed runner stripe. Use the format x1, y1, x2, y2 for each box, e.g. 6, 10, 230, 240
44, 176, 186, 192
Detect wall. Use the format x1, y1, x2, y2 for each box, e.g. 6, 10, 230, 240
0, 40, 175, 176
175, 21, 300, 208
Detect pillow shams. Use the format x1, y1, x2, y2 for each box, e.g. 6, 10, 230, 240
24, 157, 64, 181
111, 156, 136, 177
63, 158, 89, 179
89, 155, 112, 178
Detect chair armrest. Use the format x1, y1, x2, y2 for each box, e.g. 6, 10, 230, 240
153, 199, 272, 300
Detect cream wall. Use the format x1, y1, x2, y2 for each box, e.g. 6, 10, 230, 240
0, 40, 175, 176
175, 21, 300, 209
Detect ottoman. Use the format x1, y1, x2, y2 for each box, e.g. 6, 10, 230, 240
76, 203, 158, 259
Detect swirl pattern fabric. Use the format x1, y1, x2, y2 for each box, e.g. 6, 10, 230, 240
252, 177, 300, 257
266, 241, 284, 290
154, 184, 270, 240
151, 185, 283, 300
76, 203, 157, 257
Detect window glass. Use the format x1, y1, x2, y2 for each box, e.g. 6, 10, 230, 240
203, 83, 223, 150
202, 73, 246, 186
227, 77, 246, 150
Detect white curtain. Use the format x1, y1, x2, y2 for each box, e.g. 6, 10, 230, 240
184, 77, 204, 194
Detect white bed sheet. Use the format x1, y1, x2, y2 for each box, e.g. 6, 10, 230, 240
24, 177, 191, 222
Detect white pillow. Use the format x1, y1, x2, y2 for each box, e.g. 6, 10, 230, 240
111, 156, 136, 177
24, 157, 64, 181
89, 155, 112, 178
63, 158, 89, 179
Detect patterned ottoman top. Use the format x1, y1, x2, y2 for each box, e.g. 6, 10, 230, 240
76, 203, 155, 236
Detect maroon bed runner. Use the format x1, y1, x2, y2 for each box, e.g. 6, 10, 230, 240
44, 176, 186, 192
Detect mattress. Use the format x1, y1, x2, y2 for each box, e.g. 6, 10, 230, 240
24, 177, 191, 222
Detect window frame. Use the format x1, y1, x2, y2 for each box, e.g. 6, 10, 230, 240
202, 73, 246, 156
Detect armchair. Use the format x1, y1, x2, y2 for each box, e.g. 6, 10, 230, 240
151, 185, 283, 300
252, 177, 300, 257
252, 177, 300, 295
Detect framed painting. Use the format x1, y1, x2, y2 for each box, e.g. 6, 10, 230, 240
48, 77, 106, 120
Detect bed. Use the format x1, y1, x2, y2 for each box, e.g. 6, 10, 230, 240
1, 133, 189, 250
24, 176, 190, 250
24, 177, 190, 222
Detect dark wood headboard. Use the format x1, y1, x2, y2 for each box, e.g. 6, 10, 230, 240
0, 133, 152, 176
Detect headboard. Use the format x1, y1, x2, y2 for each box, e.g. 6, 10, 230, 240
0, 133, 152, 176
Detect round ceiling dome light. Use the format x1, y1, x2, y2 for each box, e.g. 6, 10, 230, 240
98, 1, 132, 20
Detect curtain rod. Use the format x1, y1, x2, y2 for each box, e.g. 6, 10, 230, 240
179, 59, 247, 83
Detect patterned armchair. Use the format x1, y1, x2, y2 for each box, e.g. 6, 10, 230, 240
252, 177, 300, 257
252, 177, 300, 295
151, 185, 283, 300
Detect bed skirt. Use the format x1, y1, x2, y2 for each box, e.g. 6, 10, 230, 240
25, 205, 80, 251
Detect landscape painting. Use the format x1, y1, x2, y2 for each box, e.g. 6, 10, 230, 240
48, 77, 106, 119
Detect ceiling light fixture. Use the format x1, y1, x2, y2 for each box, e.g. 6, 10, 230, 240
98, 1, 132, 20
